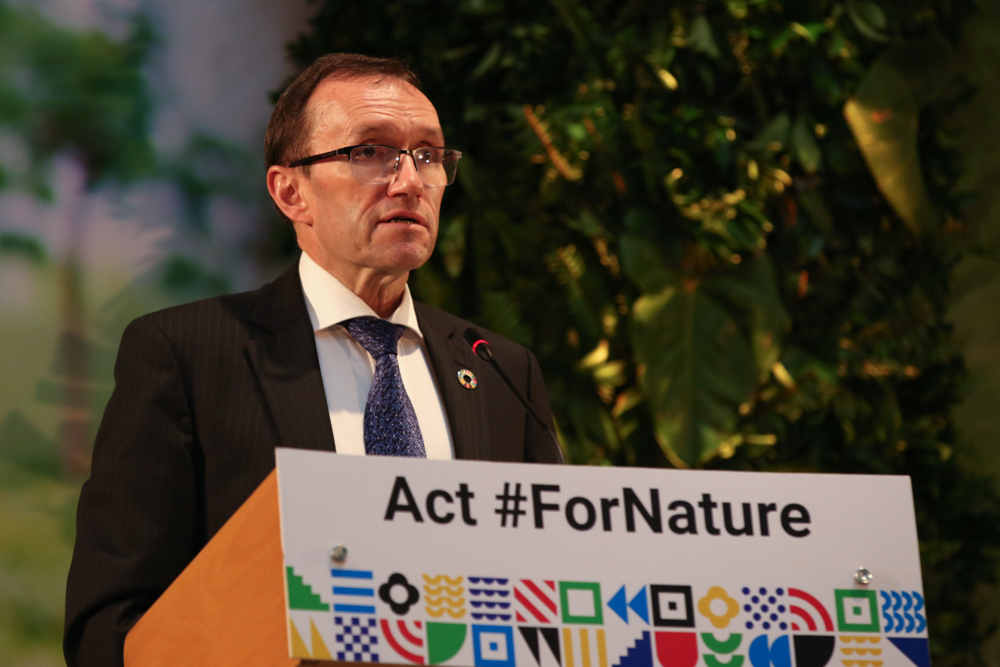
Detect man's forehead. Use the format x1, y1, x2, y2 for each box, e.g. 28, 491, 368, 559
307, 76, 444, 144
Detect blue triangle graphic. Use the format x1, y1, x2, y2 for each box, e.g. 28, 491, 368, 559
628, 587, 649, 624
888, 638, 930, 667
608, 586, 629, 623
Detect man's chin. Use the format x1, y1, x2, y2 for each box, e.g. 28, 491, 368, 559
373, 244, 434, 274
369, 225, 435, 269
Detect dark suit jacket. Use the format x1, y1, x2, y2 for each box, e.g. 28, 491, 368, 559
63, 264, 562, 667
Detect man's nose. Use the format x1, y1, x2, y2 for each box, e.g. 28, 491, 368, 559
387, 152, 424, 196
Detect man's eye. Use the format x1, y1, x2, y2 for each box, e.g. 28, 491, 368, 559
359, 146, 379, 159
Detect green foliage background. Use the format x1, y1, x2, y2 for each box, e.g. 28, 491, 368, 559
287, 0, 1000, 663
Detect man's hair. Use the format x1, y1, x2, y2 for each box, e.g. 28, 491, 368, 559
265, 53, 421, 170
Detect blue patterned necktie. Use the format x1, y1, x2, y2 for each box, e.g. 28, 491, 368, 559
343, 317, 426, 457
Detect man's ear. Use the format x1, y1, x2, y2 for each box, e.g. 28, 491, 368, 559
267, 165, 313, 225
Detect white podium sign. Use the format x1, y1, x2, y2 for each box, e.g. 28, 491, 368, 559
275, 449, 929, 667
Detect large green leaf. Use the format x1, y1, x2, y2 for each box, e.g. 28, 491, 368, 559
844, 49, 944, 234
705, 257, 791, 380
630, 280, 754, 466
622, 235, 787, 466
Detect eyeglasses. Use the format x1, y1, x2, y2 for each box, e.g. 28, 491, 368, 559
288, 144, 462, 186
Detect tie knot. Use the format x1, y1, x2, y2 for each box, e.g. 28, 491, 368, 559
344, 317, 404, 359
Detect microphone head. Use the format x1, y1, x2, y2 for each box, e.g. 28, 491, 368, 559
463, 327, 493, 361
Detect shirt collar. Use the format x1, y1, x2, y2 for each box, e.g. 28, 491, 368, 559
298, 252, 423, 337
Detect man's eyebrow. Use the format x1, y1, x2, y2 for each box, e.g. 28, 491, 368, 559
350, 121, 445, 145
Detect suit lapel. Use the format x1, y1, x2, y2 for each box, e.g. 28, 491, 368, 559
246, 266, 336, 453
416, 304, 492, 461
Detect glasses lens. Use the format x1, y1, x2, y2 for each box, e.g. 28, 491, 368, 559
350, 145, 399, 184
410, 148, 444, 186
414, 148, 461, 186
441, 150, 460, 185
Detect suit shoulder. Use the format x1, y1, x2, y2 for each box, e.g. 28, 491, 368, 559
413, 302, 531, 359
131, 287, 264, 334
120, 264, 305, 356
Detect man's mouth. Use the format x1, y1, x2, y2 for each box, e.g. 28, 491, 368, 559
379, 212, 427, 227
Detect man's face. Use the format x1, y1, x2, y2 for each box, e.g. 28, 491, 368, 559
285, 76, 445, 282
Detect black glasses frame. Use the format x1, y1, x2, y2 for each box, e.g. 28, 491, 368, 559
288, 144, 463, 185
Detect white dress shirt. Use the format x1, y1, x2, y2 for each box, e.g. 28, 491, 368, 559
299, 252, 454, 459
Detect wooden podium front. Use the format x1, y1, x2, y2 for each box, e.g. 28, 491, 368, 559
123, 471, 331, 666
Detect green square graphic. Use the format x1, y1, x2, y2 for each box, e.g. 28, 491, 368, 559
559, 581, 603, 624
835, 589, 880, 632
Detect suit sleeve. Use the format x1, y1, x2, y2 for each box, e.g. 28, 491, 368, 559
523, 348, 565, 464
64, 317, 201, 667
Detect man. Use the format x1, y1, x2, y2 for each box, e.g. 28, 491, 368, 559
64, 53, 563, 667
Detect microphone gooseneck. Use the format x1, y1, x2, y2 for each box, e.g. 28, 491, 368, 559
463, 328, 564, 462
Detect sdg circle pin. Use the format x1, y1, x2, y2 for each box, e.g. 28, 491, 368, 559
457, 369, 478, 389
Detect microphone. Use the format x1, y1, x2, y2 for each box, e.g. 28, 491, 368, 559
463, 328, 564, 461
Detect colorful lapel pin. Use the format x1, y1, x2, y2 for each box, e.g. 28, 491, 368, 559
457, 369, 478, 389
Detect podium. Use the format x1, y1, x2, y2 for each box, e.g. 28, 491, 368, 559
123, 449, 932, 667
122, 471, 310, 666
